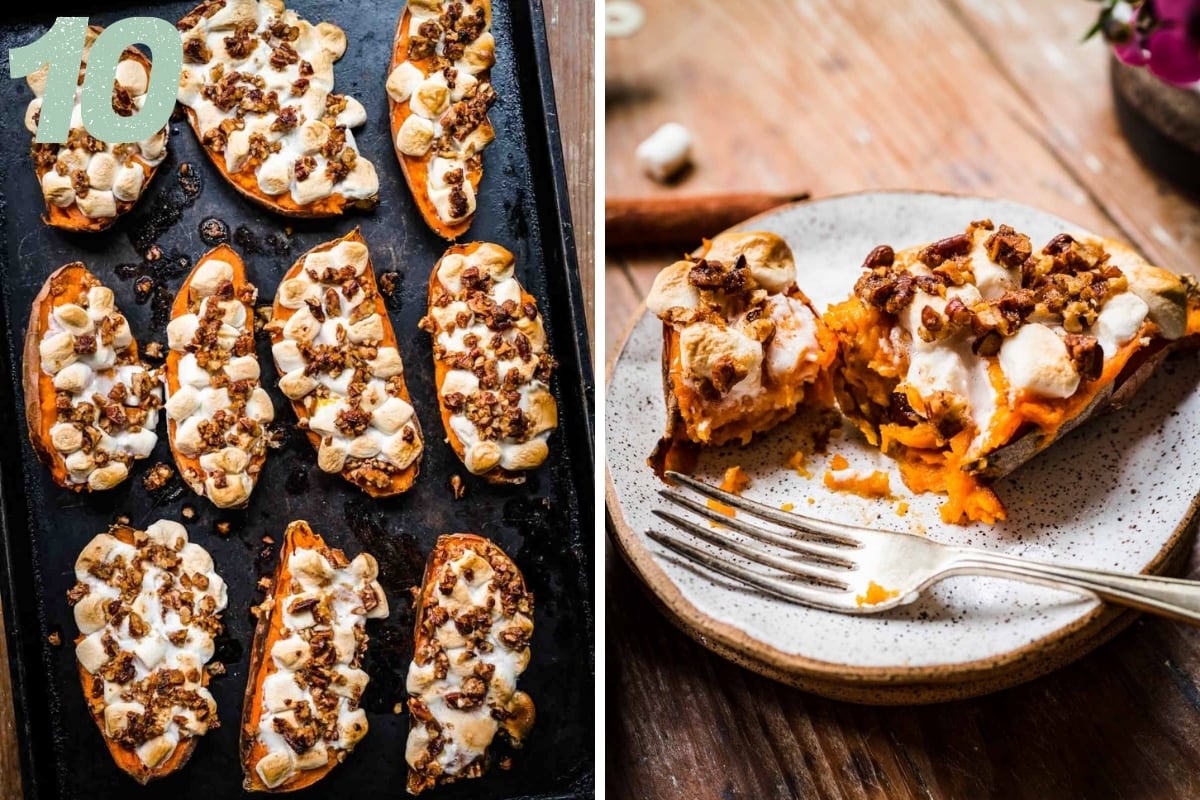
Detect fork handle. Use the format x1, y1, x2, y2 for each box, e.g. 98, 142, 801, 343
950, 551, 1200, 625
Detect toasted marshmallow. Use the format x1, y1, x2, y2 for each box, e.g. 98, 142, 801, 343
115, 59, 149, 94
386, 62, 424, 103
396, 115, 435, 157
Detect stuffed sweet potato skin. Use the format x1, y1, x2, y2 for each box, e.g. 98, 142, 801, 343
165, 244, 271, 508
268, 228, 423, 496
240, 520, 387, 792
405, 534, 534, 794
26, 26, 167, 232
422, 242, 557, 484
71, 522, 224, 784
24, 264, 160, 491
387, 1, 496, 239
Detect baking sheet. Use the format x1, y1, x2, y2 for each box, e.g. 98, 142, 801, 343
0, 1, 595, 797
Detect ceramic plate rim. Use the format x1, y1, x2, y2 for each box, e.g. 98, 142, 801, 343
604, 189, 1200, 701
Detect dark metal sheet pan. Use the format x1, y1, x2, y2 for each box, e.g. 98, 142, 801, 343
0, 1, 595, 797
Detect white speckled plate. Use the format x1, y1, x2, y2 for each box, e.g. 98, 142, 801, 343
605, 191, 1200, 704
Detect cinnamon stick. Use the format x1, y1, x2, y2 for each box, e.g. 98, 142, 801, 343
605, 192, 809, 248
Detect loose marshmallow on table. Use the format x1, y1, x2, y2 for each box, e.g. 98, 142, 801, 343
636, 122, 693, 182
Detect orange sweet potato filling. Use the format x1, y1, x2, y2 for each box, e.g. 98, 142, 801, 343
707, 465, 750, 517
828, 296, 1154, 524
856, 581, 900, 607
666, 309, 838, 447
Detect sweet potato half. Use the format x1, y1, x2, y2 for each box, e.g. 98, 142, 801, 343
387, 1, 495, 239
165, 244, 267, 507
27, 26, 166, 232
644, 231, 839, 479
241, 520, 384, 791
73, 523, 222, 784
825, 225, 1189, 524
406, 533, 535, 794
177, 0, 377, 218
269, 228, 422, 496
24, 263, 153, 491
425, 242, 557, 484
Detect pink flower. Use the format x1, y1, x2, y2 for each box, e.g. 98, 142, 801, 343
1147, 28, 1200, 83
1106, 0, 1200, 86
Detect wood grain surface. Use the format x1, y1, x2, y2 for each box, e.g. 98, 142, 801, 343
0, 3, 594, 798
606, 0, 1200, 797
545, 0, 596, 336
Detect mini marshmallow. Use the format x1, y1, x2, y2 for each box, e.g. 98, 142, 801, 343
386, 62, 424, 103
167, 314, 201, 351
636, 122, 693, 182
76, 189, 117, 219
115, 59, 149, 94
225, 355, 260, 382
192, 260, 234, 296
112, 162, 146, 203
396, 115, 435, 157
87, 152, 117, 192
41, 170, 75, 207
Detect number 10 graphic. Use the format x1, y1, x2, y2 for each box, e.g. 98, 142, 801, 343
9, 16, 182, 144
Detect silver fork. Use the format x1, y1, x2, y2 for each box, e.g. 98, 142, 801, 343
648, 471, 1200, 624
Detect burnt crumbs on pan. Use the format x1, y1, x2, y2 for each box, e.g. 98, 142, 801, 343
825, 220, 1188, 523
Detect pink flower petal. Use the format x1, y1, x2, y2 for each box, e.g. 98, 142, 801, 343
1147, 29, 1200, 84
1113, 37, 1151, 66
1152, 0, 1196, 24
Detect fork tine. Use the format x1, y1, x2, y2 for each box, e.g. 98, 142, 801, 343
665, 470, 868, 547
646, 528, 846, 609
652, 509, 849, 590
657, 490, 858, 570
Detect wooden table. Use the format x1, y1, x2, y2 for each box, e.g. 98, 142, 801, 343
0, 2, 593, 797
606, 1, 1200, 797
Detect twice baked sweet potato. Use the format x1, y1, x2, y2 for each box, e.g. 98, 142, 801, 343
176, 0, 379, 218
420, 242, 557, 483
268, 228, 423, 495
24, 26, 168, 232
387, 0, 497, 239
825, 221, 1189, 524
405, 534, 534, 795
165, 245, 273, 508
645, 231, 839, 478
23, 264, 162, 491
241, 520, 387, 791
68, 520, 226, 783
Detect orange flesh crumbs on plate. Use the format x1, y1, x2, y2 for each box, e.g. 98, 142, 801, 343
829, 454, 849, 470
825, 220, 1189, 524
707, 465, 750, 517
786, 450, 812, 478
823, 469, 892, 499
780, 502, 795, 512
856, 581, 900, 607
896, 502, 910, 517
